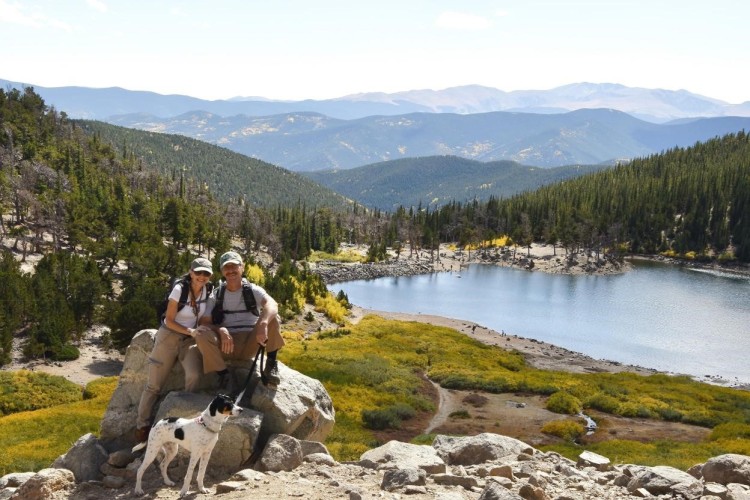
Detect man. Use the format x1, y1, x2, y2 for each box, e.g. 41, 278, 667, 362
194, 251, 285, 390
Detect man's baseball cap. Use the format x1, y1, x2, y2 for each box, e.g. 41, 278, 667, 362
190, 257, 213, 274
220, 251, 243, 269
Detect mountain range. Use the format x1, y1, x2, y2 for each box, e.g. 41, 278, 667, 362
107, 109, 750, 172
3, 79, 749, 123
5, 78, 750, 172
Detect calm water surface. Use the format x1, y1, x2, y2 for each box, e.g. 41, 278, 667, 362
332, 261, 750, 385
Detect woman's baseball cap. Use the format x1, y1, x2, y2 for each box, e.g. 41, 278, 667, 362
191, 257, 213, 274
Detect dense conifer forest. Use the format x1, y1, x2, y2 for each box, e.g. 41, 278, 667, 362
1, 87, 747, 367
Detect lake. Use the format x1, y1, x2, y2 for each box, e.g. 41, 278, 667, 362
330, 261, 750, 386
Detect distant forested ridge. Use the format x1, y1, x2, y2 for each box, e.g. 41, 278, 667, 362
414, 131, 750, 262
76, 119, 351, 209
304, 156, 610, 211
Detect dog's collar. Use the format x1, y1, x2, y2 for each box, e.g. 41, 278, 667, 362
196, 415, 221, 433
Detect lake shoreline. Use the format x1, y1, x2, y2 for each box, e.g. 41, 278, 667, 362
321, 243, 750, 391
315, 242, 750, 284
349, 305, 750, 391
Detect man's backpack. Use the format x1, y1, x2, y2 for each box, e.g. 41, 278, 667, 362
156, 274, 215, 323
211, 279, 259, 325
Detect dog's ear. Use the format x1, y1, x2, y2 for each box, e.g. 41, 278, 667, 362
210, 394, 234, 416
209, 396, 221, 416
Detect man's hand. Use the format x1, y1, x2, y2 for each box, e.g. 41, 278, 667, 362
256, 320, 269, 346
218, 327, 234, 354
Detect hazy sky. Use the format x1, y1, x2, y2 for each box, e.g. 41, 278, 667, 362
2, 0, 748, 103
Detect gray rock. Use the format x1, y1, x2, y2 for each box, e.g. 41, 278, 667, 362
432, 473, 479, 489
0, 473, 34, 488
257, 434, 303, 472
101, 475, 126, 489
100, 329, 334, 453
107, 448, 136, 468
380, 467, 426, 491
248, 363, 335, 442
627, 465, 701, 495
577, 450, 611, 471
700, 454, 750, 485
479, 480, 524, 499
726, 482, 750, 499
433, 433, 535, 465
51, 433, 108, 482
359, 440, 446, 473
304, 452, 338, 466
10, 468, 75, 500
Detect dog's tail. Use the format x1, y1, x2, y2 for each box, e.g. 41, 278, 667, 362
132, 441, 147, 452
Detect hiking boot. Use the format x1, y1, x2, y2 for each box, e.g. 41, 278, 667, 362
262, 359, 280, 387
135, 426, 150, 444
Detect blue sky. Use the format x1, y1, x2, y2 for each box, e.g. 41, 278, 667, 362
2, 0, 748, 103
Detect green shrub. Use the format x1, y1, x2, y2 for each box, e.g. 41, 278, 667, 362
362, 408, 401, 430
0, 376, 118, 474
53, 344, 80, 361
546, 391, 582, 415
586, 393, 621, 414
0, 371, 82, 416
317, 328, 352, 340
710, 422, 750, 441
658, 407, 683, 422
449, 409, 471, 419
541, 419, 586, 441
620, 403, 654, 419
314, 293, 349, 324
361, 402, 417, 430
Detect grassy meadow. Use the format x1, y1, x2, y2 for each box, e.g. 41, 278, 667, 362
0, 374, 118, 475
280, 315, 750, 463
2, 315, 749, 474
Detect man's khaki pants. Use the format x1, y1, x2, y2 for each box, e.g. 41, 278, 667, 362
192, 315, 285, 374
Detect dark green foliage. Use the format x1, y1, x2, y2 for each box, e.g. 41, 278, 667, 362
0, 251, 33, 365
317, 328, 352, 340
305, 156, 609, 211
336, 290, 352, 309
76, 120, 351, 210
361, 403, 416, 430
397, 132, 750, 263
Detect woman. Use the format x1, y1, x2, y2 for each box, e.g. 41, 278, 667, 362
135, 257, 214, 444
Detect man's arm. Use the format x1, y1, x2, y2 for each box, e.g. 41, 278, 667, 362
255, 295, 278, 346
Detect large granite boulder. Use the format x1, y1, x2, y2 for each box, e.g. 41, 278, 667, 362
99, 329, 335, 453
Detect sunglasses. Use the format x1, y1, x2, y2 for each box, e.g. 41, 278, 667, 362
193, 270, 212, 277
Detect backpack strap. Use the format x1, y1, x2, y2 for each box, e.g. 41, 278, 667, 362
175, 275, 191, 312
240, 281, 260, 317
212, 279, 260, 324
177, 277, 213, 313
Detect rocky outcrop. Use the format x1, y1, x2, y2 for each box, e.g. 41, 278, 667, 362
312, 260, 436, 284
4, 434, 749, 499
100, 329, 335, 453
58, 328, 336, 483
